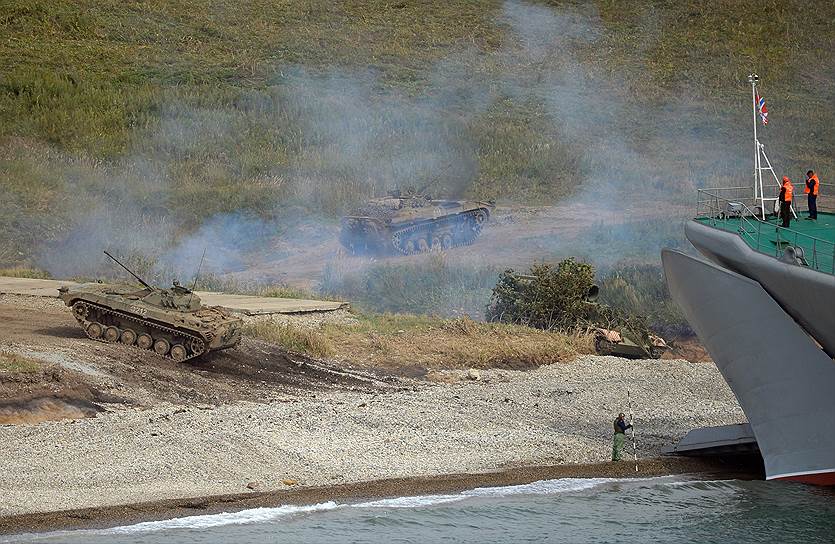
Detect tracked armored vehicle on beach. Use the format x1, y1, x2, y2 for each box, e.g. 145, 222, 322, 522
592, 327, 668, 359
340, 191, 492, 255
58, 252, 242, 362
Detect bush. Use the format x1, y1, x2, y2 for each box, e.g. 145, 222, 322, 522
486, 258, 598, 330
598, 262, 693, 337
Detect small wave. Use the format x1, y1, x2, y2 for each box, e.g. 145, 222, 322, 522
11, 476, 715, 540
106, 502, 340, 534
354, 494, 465, 509
660, 479, 738, 490
354, 478, 629, 509
463, 477, 622, 497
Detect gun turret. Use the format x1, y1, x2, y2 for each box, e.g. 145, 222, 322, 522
103, 251, 153, 290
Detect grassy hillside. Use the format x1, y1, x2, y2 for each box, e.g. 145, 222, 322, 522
1, 0, 834, 270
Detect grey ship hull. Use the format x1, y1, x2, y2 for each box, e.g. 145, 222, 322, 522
662, 226, 835, 485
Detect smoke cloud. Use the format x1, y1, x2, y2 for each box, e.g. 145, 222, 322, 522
17, 0, 753, 307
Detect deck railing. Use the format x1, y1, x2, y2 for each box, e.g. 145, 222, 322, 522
697, 188, 835, 275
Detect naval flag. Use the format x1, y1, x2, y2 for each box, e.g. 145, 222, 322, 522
756, 93, 768, 125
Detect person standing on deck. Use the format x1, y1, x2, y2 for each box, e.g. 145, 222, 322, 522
612, 413, 633, 461
779, 176, 794, 228
805, 170, 819, 220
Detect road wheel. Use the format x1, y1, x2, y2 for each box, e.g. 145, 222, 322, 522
86, 322, 103, 339
120, 329, 137, 346
442, 234, 453, 249
137, 333, 153, 350
650, 347, 663, 359
170, 344, 187, 362
418, 238, 430, 252
103, 326, 121, 343
153, 338, 171, 356
405, 240, 416, 254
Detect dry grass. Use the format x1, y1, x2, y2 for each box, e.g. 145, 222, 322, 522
246, 312, 594, 370
0, 352, 42, 374
0, 267, 52, 279
242, 321, 334, 358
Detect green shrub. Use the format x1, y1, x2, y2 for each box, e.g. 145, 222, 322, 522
486, 258, 598, 330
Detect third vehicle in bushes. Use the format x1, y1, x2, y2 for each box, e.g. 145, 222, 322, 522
592, 327, 668, 359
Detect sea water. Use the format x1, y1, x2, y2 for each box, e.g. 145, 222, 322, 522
5, 477, 834, 543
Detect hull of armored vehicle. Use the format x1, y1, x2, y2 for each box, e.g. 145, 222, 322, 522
593, 327, 667, 359
58, 283, 242, 362
340, 196, 491, 255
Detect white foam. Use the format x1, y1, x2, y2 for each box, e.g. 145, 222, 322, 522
10, 476, 692, 540
352, 478, 630, 509
662, 479, 736, 488
105, 501, 339, 534
354, 494, 465, 509
463, 477, 620, 497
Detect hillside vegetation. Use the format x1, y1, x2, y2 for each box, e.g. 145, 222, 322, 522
2, 0, 834, 271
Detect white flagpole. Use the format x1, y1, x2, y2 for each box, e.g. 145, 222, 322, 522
750, 74, 759, 204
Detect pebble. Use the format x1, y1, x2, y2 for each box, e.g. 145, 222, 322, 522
0, 355, 744, 516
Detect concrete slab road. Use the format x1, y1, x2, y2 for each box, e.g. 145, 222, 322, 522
0, 276, 347, 315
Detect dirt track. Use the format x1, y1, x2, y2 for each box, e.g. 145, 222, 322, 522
0, 295, 385, 424
230, 202, 693, 288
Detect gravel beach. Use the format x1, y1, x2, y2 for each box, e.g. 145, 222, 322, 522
0, 355, 745, 520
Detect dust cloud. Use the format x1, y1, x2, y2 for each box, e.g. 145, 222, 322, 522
25, 1, 750, 299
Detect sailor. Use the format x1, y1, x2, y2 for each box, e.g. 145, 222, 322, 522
779, 176, 793, 228
805, 170, 819, 220
612, 412, 633, 461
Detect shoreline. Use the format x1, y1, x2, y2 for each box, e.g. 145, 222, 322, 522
0, 456, 762, 536
0, 353, 747, 527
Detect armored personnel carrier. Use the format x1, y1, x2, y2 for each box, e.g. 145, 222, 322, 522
340, 192, 492, 255
58, 252, 242, 362
592, 327, 668, 359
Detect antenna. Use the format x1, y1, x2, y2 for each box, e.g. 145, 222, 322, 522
416, 162, 453, 196
188, 248, 206, 306
103, 251, 152, 289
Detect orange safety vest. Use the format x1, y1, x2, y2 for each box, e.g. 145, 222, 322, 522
805, 174, 820, 196
783, 181, 794, 202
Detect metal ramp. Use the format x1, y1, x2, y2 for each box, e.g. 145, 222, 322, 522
663, 423, 759, 456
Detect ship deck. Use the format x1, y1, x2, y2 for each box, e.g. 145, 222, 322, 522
694, 211, 835, 275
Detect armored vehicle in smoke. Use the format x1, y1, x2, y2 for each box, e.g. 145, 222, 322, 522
58, 252, 242, 362
340, 191, 492, 255
592, 326, 668, 359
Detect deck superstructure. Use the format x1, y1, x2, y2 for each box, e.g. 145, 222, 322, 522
695, 188, 835, 274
